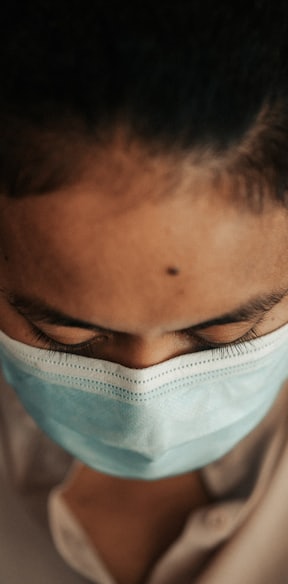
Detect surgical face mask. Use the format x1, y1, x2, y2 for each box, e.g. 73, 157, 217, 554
0, 324, 288, 480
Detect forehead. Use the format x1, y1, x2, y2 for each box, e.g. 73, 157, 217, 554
0, 142, 288, 333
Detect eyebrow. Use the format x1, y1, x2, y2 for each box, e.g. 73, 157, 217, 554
4, 286, 288, 335
191, 288, 288, 331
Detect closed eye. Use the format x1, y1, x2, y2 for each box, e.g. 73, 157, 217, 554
182, 324, 260, 351
29, 321, 260, 359
29, 323, 112, 355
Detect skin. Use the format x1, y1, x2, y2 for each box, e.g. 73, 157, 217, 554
1, 134, 288, 583
0, 136, 288, 364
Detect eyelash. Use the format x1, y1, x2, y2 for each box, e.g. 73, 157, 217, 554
29, 324, 104, 356
29, 322, 260, 357
191, 326, 259, 355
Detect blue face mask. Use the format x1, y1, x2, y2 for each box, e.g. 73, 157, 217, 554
0, 325, 288, 480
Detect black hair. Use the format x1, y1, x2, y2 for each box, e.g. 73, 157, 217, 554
0, 0, 288, 204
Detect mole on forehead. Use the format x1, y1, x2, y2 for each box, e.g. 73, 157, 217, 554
166, 266, 180, 276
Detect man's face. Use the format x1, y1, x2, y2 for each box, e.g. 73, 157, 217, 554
1, 136, 288, 368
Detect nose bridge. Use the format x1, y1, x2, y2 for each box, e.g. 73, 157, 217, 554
116, 335, 190, 369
